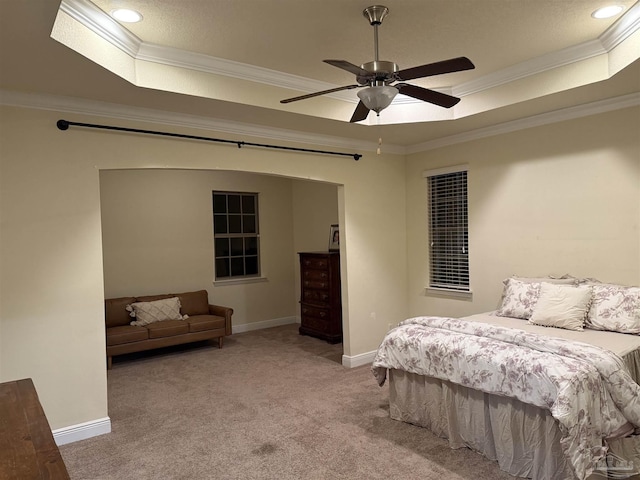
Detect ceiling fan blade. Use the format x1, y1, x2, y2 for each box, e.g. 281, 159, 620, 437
324, 60, 372, 78
396, 83, 460, 108
280, 84, 359, 104
350, 101, 370, 123
396, 57, 475, 82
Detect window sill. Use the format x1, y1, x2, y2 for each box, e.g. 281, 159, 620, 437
214, 276, 268, 286
424, 287, 473, 300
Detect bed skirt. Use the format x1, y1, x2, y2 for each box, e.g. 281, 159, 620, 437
388, 369, 639, 480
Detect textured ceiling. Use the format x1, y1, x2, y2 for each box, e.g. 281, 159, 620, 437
89, 0, 633, 85
0, 0, 639, 147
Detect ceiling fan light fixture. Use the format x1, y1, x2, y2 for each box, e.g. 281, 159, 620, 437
357, 85, 398, 114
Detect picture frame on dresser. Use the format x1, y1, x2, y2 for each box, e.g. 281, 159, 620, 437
328, 224, 339, 251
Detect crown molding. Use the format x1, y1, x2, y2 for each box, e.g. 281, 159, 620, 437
453, 40, 605, 97
59, 0, 357, 103
0, 89, 405, 155
58, 0, 140, 57
600, 1, 640, 50
59, 0, 640, 106
455, 6, 640, 97
406, 92, 640, 153
2, 89, 636, 157
136, 42, 354, 102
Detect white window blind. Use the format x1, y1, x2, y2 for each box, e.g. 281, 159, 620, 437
426, 168, 469, 291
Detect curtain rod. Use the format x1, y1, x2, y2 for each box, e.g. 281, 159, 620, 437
56, 119, 362, 161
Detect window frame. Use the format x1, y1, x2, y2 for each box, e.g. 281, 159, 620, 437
422, 165, 471, 298
212, 191, 261, 281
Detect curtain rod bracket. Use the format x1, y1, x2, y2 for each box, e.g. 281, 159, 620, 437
56, 119, 361, 161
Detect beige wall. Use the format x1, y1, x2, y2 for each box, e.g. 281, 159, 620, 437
2, 101, 637, 436
0, 108, 108, 428
406, 106, 640, 318
100, 169, 340, 329
0, 105, 407, 431
100, 169, 298, 328
291, 180, 340, 319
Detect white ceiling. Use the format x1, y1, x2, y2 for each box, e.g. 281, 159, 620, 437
0, 0, 639, 148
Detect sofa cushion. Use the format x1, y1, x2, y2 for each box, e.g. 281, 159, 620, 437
135, 293, 173, 303
106, 325, 149, 346
146, 320, 189, 338
127, 297, 185, 326
186, 315, 226, 333
105, 297, 137, 328
175, 290, 210, 316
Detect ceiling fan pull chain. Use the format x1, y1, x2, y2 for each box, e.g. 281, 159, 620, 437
377, 136, 382, 155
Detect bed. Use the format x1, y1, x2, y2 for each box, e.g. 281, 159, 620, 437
372, 278, 640, 480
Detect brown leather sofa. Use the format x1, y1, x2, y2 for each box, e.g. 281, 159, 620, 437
105, 290, 233, 369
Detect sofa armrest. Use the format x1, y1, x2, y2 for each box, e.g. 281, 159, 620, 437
208, 304, 233, 336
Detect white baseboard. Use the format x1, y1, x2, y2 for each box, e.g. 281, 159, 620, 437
232, 316, 298, 334
53, 417, 111, 446
342, 350, 377, 368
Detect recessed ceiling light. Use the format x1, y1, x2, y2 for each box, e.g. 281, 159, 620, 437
111, 9, 143, 23
591, 5, 624, 19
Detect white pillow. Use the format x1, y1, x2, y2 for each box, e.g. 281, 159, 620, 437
586, 284, 640, 335
528, 283, 592, 331
126, 297, 186, 326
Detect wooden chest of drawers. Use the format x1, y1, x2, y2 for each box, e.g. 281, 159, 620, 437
299, 252, 342, 343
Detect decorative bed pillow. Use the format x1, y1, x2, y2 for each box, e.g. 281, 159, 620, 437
496, 278, 541, 319
586, 284, 640, 334
506, 275, 578, 286
528, 283, 592, 331
126, 297, 186, 327
496, 276, 580, 319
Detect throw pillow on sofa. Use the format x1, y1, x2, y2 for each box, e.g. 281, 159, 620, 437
127, 297, 187, 326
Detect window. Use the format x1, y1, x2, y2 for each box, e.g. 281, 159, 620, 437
424, 166, 469, 292
212, 191, 260, 280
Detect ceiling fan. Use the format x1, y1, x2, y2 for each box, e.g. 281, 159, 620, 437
280, 5, 475, 123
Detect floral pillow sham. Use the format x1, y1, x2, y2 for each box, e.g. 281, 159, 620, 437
496, 276, 576, 319
496, 278, 541, 319
586, 284, 640, 335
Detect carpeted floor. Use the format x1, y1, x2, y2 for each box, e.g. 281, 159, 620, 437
59, 324, 514, 480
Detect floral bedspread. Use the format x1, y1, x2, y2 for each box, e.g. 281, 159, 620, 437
371, 316, 640, 480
